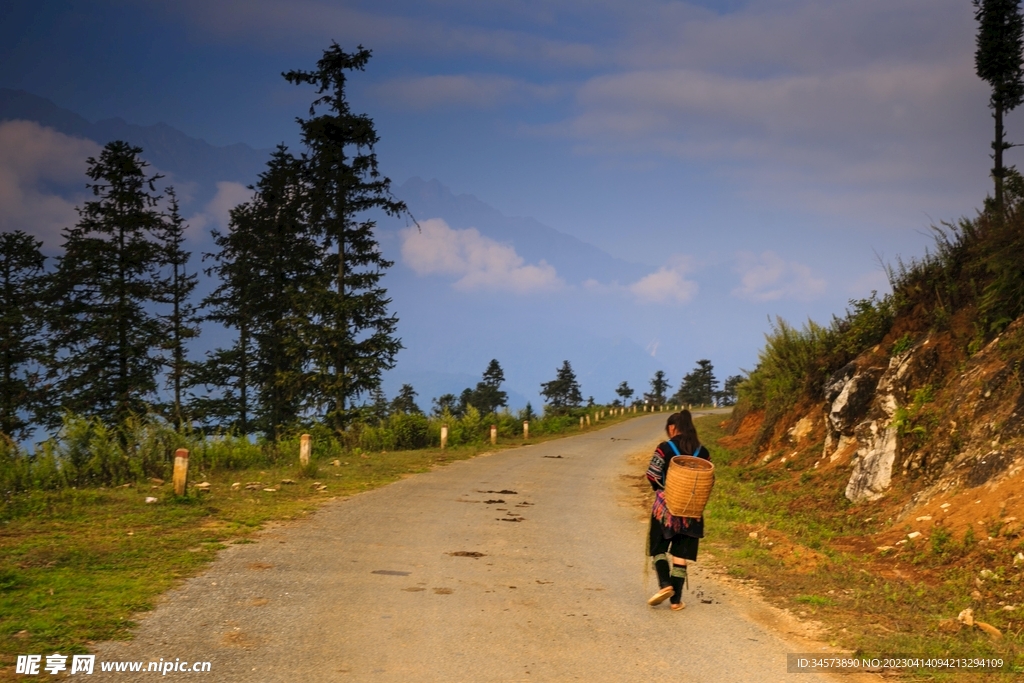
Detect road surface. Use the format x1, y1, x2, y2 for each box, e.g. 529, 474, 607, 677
94, 412, 848, 682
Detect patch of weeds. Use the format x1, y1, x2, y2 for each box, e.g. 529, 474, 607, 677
931, 526, 953, 558
298, 460, 319, 479
795, 594, 834, 607
987, 517, 1006, 537
891, 333, 915, 356
0, 568, 27, 592
963, 526, 977, 551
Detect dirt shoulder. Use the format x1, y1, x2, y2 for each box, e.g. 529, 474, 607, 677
678, 414, 1024, 682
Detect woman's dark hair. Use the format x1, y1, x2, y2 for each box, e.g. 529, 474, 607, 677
668, 410, 700, 455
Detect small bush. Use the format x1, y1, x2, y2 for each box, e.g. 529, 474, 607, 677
931, 526, 953, 557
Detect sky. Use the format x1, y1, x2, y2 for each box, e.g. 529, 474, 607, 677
0, 0, 1018, 409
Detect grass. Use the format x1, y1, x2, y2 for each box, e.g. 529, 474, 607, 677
0, 407, 644, 680
696, 414, 1024, 681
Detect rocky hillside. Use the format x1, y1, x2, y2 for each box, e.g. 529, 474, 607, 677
727, 199, 1024, 555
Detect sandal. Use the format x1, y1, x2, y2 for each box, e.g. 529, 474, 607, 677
647, 586, 674, 606
670, 602, 686, 611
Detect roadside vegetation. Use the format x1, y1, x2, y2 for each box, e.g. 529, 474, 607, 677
736, 173, 1024, 451
0, 407, 644, 680
696, 415, 1024, 681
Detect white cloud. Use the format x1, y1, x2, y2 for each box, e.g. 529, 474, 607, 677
186, 181, 254, 242
628, 263, 697, 304
732, 251, 826, 302
400, 218, 562, 293
0, 120, 101, 247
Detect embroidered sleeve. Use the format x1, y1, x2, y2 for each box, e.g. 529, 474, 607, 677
646, 445, 668, 490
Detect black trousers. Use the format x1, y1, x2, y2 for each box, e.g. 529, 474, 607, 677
648, 516, 700, 561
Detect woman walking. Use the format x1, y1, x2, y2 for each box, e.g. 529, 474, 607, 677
645, 410, 710, 610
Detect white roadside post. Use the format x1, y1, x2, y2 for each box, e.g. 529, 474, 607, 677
490, 424, 497, 445
440, 424, 448, 449
586, 415, 591, 426
523, 421, 529, 440
172, 448, 189, 496
579, 416, 584, 429
300, 433, 311, 467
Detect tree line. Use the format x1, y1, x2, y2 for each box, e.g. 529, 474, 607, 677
1, 43, 744, 445
1, 45, 406, 442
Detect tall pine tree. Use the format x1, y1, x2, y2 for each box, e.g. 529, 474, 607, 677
156, 187, 199, 429
196, 200, 258, 433
49, 141, 167, 427
284, 44, 408, 432
975, 0, 1024, 209
247, 147, 320, 438
0, 230, 47, 439
198, 146, 320, 438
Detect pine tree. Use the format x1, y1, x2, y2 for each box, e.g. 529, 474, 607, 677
198, 147, 320, 437
197, 201, 259, 433
49, 141, 167, 427
390, 384, 421, 414
718, 374, 744, 406
645, 370, 670, 406
540, 360, 582, 414
672, 360, 719, 406
0, 230, 47, 439
431, 393, 460, 418
471, 359, 508, 415
615, 381, 635, 405
247, 147, 320, 438
367, 386, 389, 424
975, 0, 1024, 209
156, 187, 199, 429
284, 44, 408, 432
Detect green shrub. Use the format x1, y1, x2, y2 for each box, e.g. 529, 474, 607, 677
891, 333, 914, 356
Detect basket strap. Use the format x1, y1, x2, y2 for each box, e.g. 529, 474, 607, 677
666, 440, 681, 457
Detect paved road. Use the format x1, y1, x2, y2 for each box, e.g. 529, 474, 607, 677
94, 413, 842, 682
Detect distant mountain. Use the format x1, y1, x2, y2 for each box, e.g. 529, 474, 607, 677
0, 88, 268, 194
397, 177, 650, 285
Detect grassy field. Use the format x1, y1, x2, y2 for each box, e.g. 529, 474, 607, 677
694, 414, 1024, 681
0, 409, 646, 680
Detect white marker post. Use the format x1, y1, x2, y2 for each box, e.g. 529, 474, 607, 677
523, 421, 529, 440
440, 425, 448, 450
300, 434, 311, 467
172, 448, 189, 496
586, 415, 591, 426
490, 425, 497, 445
579, 416, 584, 429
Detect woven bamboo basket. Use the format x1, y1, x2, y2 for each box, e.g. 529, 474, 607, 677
663, 455, 715, 518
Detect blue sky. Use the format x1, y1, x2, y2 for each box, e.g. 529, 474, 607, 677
0, 0, 1016, 408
